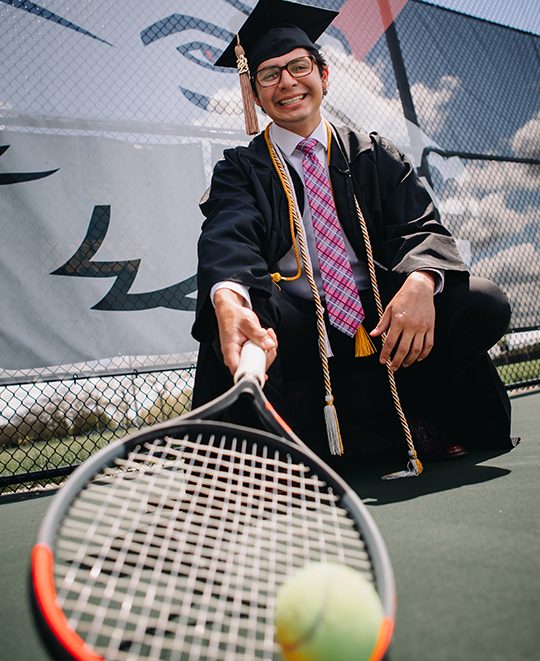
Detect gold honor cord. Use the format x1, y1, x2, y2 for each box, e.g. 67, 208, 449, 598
265, 125, 344, 456
326, 119, 422, 478
351, 193, 423, 479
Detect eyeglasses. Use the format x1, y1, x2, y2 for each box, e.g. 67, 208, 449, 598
254, 56, 315, 88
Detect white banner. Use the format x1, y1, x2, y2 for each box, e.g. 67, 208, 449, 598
0, 0, 257, 377
0, 130, 205, 372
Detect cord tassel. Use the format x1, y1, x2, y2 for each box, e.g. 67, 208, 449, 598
324, 396, 344, 455
355, 324, 377, 357
382, 454, 423, 480
350, 180, 425, 478
235, 36, 259, 136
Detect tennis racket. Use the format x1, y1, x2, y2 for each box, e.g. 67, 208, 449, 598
31, 341, 395, 661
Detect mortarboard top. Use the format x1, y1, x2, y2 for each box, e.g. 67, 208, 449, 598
215, 0, 338, 75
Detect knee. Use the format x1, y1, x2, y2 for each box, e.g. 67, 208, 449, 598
469, 277, 511, 338
435, 276, 511, 353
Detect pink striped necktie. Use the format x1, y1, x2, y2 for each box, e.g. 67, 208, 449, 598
297, 137, 364, 337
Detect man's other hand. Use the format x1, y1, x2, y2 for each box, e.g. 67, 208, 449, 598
370, 270, 436, 371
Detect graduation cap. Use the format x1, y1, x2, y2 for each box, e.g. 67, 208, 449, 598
216, 0, 338, 135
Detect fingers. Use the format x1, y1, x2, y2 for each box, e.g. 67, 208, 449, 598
393, 327, 434, 370
222, 314, 277, 375
380, 321, 435, 372
264, 328, 278, 372
378, 317, 403, 368
374, 309, 435, 371
415, 326, 434, 363
214, 288, 278, 376
370, 309, 390, 338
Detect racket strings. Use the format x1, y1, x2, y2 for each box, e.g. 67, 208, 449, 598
62, 440, 192, 654
54, 431, 375, 660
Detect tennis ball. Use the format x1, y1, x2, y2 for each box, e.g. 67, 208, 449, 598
274, 562, 385, 661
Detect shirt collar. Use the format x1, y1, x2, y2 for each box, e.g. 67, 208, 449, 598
269, 119, 328, 159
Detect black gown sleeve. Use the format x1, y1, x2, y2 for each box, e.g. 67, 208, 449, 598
192, 141, 290, 343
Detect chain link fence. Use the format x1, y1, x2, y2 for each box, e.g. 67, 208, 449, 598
1, 0, 539, 492
421, 149, 540, 389
0, 366, 194, 493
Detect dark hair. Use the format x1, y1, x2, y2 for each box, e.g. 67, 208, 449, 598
250, 47, 328, 97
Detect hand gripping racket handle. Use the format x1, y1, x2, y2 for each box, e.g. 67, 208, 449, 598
234, 340, 266, 386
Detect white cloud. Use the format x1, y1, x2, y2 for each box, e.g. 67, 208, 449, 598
471, 243, 540, 327
321, 46, 408, 143
512, 110, 540, 161
434, 112, 540, 249
439, 198, 466, 215
411, 75, 461, 136
501, 281, 540, 328
471, 243, 540, 281
450, 192, 536, 246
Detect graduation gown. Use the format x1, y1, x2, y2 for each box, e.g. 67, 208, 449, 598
191, 125, 511, 459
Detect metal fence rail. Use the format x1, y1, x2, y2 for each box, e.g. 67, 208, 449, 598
2, 331, 539, 494
421, 147, 540, 353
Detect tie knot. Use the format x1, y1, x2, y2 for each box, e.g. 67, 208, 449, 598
297, 138, 318, 157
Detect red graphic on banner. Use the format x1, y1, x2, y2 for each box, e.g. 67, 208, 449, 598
333, 0, 410, 61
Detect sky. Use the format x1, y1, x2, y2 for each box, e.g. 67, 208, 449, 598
426, 0, 540, 36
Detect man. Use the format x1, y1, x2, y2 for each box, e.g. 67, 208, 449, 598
192, 0, 515, 467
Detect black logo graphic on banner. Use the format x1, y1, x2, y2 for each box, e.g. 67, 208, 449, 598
141, 14, 235, 108
52, 205, 197, 312
0, 145, 59, 184
140, 2, 350, 109
1, 0, 113, 45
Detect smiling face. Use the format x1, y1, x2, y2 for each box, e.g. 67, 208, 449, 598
253, 48, 328, 137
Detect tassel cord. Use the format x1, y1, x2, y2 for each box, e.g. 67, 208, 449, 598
265, 120, 424, 473
351, 192, 422, 479
327, 119, 421, 476
235, 37, 259, 136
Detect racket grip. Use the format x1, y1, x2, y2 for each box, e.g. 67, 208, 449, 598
234, 340, 266, 386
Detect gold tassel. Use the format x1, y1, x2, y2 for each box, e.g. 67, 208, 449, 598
235, 36, 259, 136
355, 324, 377, 357
324, 396, 344, 455
411, 457, 424, 475
382, 455, 423, 480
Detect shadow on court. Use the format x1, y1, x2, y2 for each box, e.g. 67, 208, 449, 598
337, 449, 513, 505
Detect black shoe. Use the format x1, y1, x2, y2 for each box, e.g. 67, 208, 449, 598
409, 418, 467, 462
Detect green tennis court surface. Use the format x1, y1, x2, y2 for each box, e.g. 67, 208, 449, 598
1, 390, 538, 661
